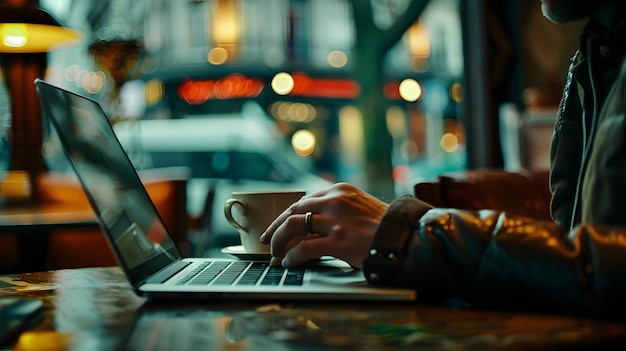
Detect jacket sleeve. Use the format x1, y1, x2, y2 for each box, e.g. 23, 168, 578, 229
363, 196, 626, 319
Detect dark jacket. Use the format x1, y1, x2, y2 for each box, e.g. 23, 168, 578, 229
364, 4, 626, 319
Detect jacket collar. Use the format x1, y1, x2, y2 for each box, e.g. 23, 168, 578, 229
575, 1, 626, 69
568, 1, 626, 127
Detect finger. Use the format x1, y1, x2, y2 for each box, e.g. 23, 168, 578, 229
268, 213, 309, 256
260, 196, 327, 244
280, 236, 337, 267
260, 204, 297, 244
269, 256, 283, 267
269, 212, 332, 257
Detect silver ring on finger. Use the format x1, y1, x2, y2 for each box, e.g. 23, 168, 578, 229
304, 211, 314, 235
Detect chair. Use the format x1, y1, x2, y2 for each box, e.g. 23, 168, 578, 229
187, 182, 216, 257
0, 166, 191, 271
414, 168, 552, 221
0, 235, 20, 273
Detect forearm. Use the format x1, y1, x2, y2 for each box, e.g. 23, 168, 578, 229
365, 197, 626, 318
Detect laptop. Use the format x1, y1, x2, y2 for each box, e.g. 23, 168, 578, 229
34, 78, 416, 301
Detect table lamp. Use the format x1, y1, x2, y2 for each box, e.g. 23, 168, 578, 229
0, 2, 80, 203
0, 5, 80, 53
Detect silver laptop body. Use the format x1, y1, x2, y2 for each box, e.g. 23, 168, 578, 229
34, 78, 416, 301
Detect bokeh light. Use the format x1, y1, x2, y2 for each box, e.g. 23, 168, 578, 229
271, 72, 294, 95
440, 132, 459, 152
82, 71, 105, 94
208, 47, 229, 65
270, 101, 317, 123
145, 79, 165, 106
393, 165, 413, 186
327, 50, 348, 68
2, 24, 27, 47
64, 64, 80, 81
450, 82, 463, 103
291, 129, 316, 156
400, 139, 419, 159
64, 64, 106, 94
399, 78, 422, 102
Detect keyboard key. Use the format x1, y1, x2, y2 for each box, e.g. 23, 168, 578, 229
188, 261, 229, 285
176, 260, 305, 287
284, 268, 305, 286
236, 263, 268, 285
212, 262, 249, 285
260, 266, 286, 285
175, 262, 211, 285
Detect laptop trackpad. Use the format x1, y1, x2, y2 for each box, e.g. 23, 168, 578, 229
307, 259, 364, 284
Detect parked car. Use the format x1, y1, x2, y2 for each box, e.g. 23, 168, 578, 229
113, 103, 331, 252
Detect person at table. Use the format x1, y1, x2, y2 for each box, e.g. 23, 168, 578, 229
261, 0, 626, 319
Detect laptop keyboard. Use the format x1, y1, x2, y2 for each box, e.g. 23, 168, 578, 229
175, 261, 305, 286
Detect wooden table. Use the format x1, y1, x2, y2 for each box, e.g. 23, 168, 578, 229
0, 266, 625, 350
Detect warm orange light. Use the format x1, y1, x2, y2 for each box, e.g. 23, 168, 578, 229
211, 0, 240, 55
338, 105, 364, 165
179, 73, 364, 102
145, 79, 165, 106
290, 72, 360, 99
450, 82, 463, 103
408, 21, 430, 58
384, 82, 402, 100
0, 23, 80, 53
178, 74, 264, 104
0, 5, 81, 53
13, 331, 73, 350
2, 23, 26, 47
440, 132, 459, 152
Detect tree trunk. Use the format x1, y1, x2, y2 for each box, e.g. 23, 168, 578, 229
349, 0, 430, 200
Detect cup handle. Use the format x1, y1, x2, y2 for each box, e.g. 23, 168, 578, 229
224, 198, 247, 231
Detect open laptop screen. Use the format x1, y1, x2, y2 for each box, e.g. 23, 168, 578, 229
35, 79, 181, 284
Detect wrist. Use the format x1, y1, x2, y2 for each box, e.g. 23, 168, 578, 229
363, 196, 432, 285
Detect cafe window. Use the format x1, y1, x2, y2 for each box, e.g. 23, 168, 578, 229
3, 0, 468, 199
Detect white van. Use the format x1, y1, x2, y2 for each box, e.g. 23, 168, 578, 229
113, 104, 331, 252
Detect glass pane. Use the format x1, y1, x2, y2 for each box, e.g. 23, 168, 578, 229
4, 0, 467, 252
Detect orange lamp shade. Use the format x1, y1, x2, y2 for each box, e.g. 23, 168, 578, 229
0, 5, 80, 53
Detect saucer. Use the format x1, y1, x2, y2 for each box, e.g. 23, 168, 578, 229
221, 245, 272, 261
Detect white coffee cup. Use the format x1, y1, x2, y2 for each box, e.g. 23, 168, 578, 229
224, 190, 305, 253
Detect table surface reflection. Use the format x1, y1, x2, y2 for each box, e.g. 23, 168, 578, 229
1, 266, 625, 351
